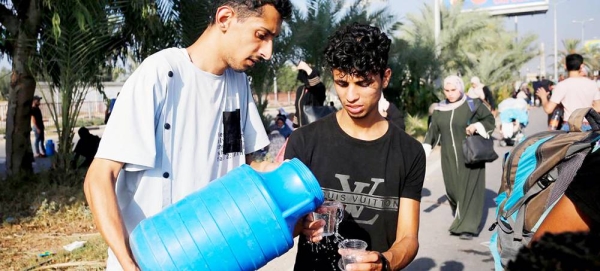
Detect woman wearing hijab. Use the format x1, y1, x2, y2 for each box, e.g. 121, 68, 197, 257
423, 75, 496, 240
468, 76, 496, 114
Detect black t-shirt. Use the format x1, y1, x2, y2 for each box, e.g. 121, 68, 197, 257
565, 148, 600, 230
31, 107, 44, 129
284, 113, 426, 271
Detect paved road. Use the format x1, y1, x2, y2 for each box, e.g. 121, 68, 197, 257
0, 106, 549, 270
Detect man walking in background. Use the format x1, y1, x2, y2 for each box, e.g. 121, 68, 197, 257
537, 53, 600, 131
31, 95, 45, 158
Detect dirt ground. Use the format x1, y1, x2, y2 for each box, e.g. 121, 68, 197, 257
0, 218, 107, 270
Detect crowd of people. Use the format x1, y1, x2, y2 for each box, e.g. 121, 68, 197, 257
64, 0, 600, 270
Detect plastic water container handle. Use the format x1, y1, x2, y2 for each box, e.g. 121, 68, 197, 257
281, 198, 312, 231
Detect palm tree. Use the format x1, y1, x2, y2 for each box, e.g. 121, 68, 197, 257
0, 0, 179, 175
557, 39, 597, 72
400, 2, 537, 106
462, 33, 537, 94
289, 0, 400, 86
37, 1, 132, 172
584, 45, 600, 74
387, 36, 441, 115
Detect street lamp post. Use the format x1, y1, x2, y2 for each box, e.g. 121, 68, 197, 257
553, 0, 569, 82
572, 18, 594, 42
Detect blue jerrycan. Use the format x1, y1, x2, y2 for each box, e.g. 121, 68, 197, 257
45, 140, 55, 156
129, 158, 324, 270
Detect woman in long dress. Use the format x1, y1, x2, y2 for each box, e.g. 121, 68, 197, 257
423, 75, 496, 240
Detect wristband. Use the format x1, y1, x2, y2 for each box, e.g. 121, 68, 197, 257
378, 252, 391, 271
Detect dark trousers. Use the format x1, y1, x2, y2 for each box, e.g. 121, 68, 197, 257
33, 127, 45, 155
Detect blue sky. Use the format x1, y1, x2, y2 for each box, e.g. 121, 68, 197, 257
384, 0, 600, 76
291, 0, 599, 77
3, 0, 599, 75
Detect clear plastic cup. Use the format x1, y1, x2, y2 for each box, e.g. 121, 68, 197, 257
312, 200, 344, 237
338, 239, 368, 269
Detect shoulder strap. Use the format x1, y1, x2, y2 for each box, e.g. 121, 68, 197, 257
569, 107, 600, 132
466, 97, 478, 125
466, 97, 476, 112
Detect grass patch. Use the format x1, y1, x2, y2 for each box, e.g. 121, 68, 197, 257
75, 117, 105, 128
0, 169, 107, 270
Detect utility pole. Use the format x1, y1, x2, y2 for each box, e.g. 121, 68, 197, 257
572, 18, 594, 42
553, 0, 569, 82
434, 0, 441, 56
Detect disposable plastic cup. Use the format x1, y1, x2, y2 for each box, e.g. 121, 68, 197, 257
338, 239, 368, 269
313, 200, 344, 237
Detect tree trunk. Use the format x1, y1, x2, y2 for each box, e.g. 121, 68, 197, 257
6, 0, 41, 176
7, 56, 36, 175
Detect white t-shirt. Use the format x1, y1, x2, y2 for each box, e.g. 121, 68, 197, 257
550, 77, 600, 121
95, 48, 269, 270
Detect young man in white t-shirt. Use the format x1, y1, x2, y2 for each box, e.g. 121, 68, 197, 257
83, 1, 292, 270
537, 53, 600, 131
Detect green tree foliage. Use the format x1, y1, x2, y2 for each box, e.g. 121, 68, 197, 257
387, 37, 441, 115
0, 0, 176, 175
277, 64, 299, 94
399, 2, 538, 111
558, 39, 599, 73
289, 0, 399, 86
37, 1, 129, 172
585, 45, 600, 74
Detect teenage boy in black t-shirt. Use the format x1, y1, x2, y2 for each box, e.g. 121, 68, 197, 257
285, 23, 426, 271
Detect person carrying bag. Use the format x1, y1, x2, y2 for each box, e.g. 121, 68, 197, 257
422, 75, 496, 240
463, 97, 499, 165
294, 60, 335, 127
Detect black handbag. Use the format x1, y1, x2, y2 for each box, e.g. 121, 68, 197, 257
463, 97, 498, 165
463, 134, 498, 165
301, 105, 337, 125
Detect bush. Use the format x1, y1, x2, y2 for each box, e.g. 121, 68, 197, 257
404, 113, 428, 142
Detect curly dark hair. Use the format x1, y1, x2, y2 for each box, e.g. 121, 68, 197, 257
209, 0, 292, 25
324, 23, 391, 79
506, 231, 600, 271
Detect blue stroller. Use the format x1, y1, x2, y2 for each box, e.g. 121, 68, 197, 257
497, 97, 529, 147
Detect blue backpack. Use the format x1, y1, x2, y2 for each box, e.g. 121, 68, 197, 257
488, 108, 600, 270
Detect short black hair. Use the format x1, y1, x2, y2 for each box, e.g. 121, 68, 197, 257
209, 0, 292, 25
566, 53, 584, 72
506, 231, 600, 270
78, 127, 90, 137
324, 23, 391, 79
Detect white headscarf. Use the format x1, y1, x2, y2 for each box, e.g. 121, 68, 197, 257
467, 76, 486, 100
435, 75, 467, 111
